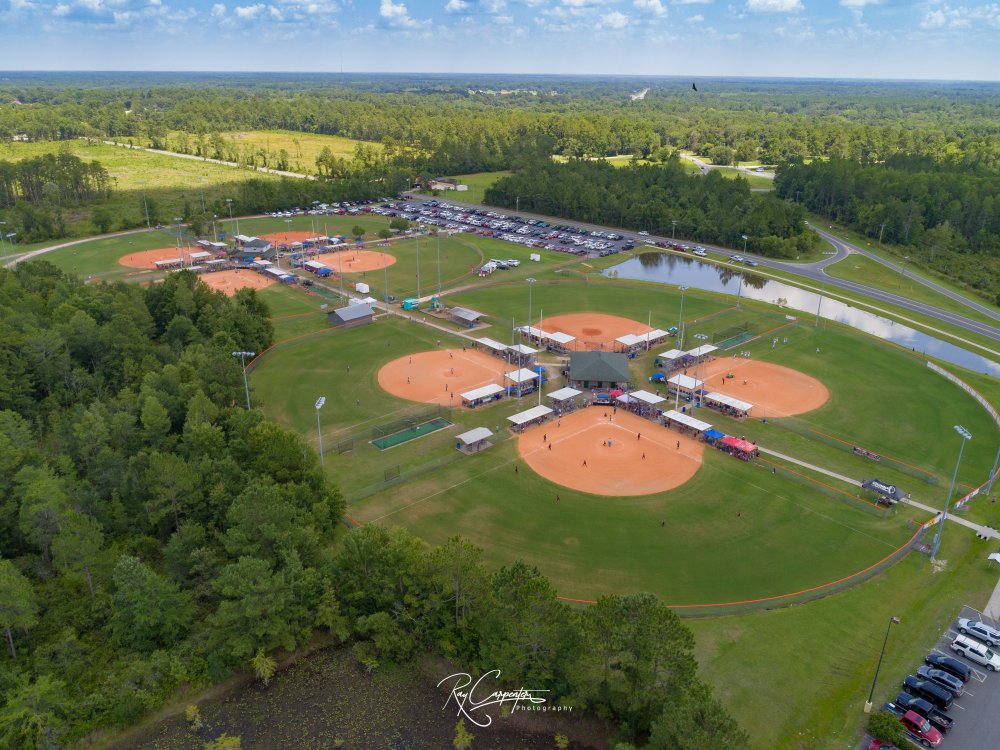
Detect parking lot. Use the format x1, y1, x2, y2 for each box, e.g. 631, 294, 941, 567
867, 605, 1000, 749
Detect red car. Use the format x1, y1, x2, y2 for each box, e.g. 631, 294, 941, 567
901, 710, 943, 747
867, 741, 898, 750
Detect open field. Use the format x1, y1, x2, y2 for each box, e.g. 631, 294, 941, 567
212, 129, 378, 175
438, 170, 511, 204
0, 139, 280, 234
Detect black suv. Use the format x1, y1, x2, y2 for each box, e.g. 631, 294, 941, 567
924, 653, 972, 683
902, 675, 954, 710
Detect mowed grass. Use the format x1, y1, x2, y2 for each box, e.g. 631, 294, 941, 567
213, 129, 378, 175
692, 528, 997, 750
440, 171, 511, 204
0, 139, 280, 233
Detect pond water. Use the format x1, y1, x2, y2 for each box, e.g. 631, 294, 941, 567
605, 252, 1000, 377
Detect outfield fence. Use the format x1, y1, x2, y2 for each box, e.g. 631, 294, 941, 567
770, 416, 940, 486
759, 457, 892, 518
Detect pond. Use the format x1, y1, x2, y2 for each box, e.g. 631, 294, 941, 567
605, 252, 1000, 377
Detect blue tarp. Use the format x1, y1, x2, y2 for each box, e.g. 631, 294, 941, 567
704, 429, 726, 441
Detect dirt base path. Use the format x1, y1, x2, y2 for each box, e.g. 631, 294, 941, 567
539, 313, 650, 351
378, 348, 510, 406
260, 231, 324, 245
518, 408, 703, 496
322, 251, 397, 273
200, 269, 276, 296
118, 248, 191, 269
699, 358, 829, 417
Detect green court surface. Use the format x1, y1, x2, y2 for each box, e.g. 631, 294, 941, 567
372, 417, 452, 450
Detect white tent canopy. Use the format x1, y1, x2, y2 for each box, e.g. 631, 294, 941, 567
616, 329, 669, 347
546, 331, 576, 345
517, 325, 550, 339
507, 405, 554, 426
667, 374, 703, 390
664, 409, 713, 432
659, 348, 686, 361
629, 389, 666, 406
686, 344, 719, 358
188, 250, 212, 260
476, 337, 508, 353
457, 427, 493, 445
704, 392, 754, 412
461, 384, 505, 401
509, 344, 538, 355
548, 386, 582, 401
506, 368, 540, 384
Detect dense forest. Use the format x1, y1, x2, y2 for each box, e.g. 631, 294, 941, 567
487, 158, 816, 258
0, 152, 112, 208
0, 263, 748, 748
776, 158, 1000, 300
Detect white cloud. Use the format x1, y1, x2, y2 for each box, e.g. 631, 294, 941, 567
746, 0, 802, 12
445, 0, 468, 10
483, 0, 506, 11
671, 0, 712, 4
53, 2, 71, 13
687, 12, 703, 21
380, 0, 421, 26
563, 0, 608, 7
918, 4, 1000, 30
840, 0, 878, 6
601, 9, 629, 26
634, 0, 666, 15
211, 2, 226, 15
234, 2, 264, 17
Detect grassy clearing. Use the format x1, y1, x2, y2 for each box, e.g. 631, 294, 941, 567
0, 139, 278, 234
438, 170, 511, 204
212, 129, 378, 175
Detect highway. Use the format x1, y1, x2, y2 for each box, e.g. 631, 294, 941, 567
402, 192, 1000, 346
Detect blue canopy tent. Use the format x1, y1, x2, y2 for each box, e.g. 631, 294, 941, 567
704, 429, 726, 443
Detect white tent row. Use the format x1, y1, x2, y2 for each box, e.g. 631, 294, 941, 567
509, 344, 538, 355
704, 392, 754, 412
663, 409, 713, 433
547, 386, 582, 402
516, 325, 576, 345
616, 329, 670, 347
476, 337, 508, 353
686, 344, 719, 358
506, 368, 540, 384
659, 348, 686, 361
188, 250, 213, 261
547, 331, 576, 345
461, 384, 505, 401
303, 259, 327, 271
667, 374, 703, 391
627, 389, 665, 406
252, 259, 273, 268
264, 267, 288, 279
507, 404, 554, 426
154, 258, 184, 268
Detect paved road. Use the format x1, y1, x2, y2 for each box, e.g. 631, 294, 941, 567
678, 152, 776, 180
810, 225, 1000, 325
403, 193, 1000, 346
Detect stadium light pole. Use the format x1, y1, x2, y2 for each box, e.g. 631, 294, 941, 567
741, 234, 748, 254
315, 396, 326, 465
0, 221, 7, 260
674, 286, 689, 412
864, 615, 901, 713
931, 425, 973, 561
226, 199, 235, 239
232, 351, 255, 411
671, 220, 677, 240
526, 278, 536, 335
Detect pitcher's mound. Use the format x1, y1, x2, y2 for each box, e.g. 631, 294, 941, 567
378, 349, 510, 406
518, 409, 703, 496
540, 313, 650, 351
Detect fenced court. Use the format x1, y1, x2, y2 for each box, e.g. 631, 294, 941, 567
372, 417, 452, 450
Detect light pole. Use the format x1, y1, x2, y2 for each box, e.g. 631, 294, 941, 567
526, 278, 536, 333
864, 615, 901, 713
212, 215, 218, 241
674, 286, 689, 412
671, 220, 677, 240
436, 230, 442, 296
815, 281, 824, 328
931, 425, 973, 561
315, 396, 326, 465
226, 199, 235, 238
284, 218, 292, 243
232, 351, 255, 410
416, 234, 421, 299
0, 221, 6, 260
741, 234, 748, 254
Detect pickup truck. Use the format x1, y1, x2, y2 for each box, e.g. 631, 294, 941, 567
885, 697, 953, 735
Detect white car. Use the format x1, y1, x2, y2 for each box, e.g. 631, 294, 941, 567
952, 634, 1000, 671
638, 231, 650, 236
506, 259, 521, 267
692, 249, 707, 257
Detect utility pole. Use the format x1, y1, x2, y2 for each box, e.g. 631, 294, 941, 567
877, 222, 886, 247
232, 351, 256, 410
671, 220, 677, 240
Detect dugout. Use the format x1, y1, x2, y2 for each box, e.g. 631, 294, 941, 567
704, 392, 754, 418
545, 331, 576, 353
663, 409, 713, 438
508, 344, 538, 367
686, 344, 718, 362
154, 257, 184, 270
505, 368, 540, 396
460, 383, 505, 408
456, 427, 494, 455
547, 386, 583, 414
616, 329, 670, 355
657, 349, 688, 371
667, 373, 703, 401
619, 389, 666, 418
507, 404, 554, 433
476, 337, 509, 359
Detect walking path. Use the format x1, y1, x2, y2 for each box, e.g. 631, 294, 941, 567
760, 447, 1000, 540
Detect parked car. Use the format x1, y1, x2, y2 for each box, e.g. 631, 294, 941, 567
951, 633, 1000, 670
924, 652, 972, 682
900, 709, 942, 747
901, 675, 953, 709
957, 618, 1000, 646
638, 230, 650, 236
891, 694, 954, 734
730, 255, 744, 262
916, 665, 964, 697
744, 259, 759, 266
867, 740, 898, 750
692, 249, 707, 257
506, 259, 521, 267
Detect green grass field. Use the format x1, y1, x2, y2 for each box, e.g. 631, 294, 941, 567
438, 171, 511, 204
211, 129, 379, 175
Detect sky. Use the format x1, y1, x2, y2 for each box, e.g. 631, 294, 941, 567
1, 0, 999, 80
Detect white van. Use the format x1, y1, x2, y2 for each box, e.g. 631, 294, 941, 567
951, 634, 1000, 671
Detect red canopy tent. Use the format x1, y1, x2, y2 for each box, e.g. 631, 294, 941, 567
720, 436, 756, 453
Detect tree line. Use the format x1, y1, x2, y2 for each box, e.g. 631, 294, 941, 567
0, 151, 112, 208
776, 157, 1000, 302
486, 158, 817, 259
0, 262, 749, 749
